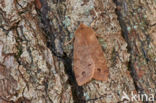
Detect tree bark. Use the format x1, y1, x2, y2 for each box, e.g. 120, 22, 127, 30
0, 0, 155, 103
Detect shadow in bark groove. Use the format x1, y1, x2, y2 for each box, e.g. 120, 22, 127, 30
63, 54, 86, 103
36, 0, 85, 102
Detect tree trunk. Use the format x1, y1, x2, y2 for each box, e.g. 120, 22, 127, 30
0, 0, 155, 103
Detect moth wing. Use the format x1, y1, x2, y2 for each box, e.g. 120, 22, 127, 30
92, 45, 109, 81
73, 24, 95, 86
84, 24, 109, 81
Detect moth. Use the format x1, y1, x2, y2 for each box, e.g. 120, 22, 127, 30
35, 0, 42, 9
73, 24, 109, 86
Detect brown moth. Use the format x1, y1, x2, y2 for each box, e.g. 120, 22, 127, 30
73, 24, 109, 86
35, 0, 42, 9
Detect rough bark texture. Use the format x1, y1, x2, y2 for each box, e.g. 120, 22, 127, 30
0, 0, 155, 103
